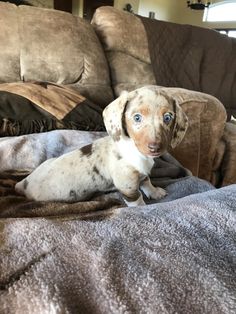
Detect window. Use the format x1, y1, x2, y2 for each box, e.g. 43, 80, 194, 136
228, 30, 236, 37
216, 29, 236, 38
203, 1, 236, 22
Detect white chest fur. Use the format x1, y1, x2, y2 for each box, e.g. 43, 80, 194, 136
117, 138, 154, 175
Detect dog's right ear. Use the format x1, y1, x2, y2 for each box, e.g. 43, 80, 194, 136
103, 91, 129, 141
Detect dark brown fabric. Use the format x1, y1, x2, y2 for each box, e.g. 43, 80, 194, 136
0, 170, 122, 218
0, 82, 105, 136
220, 122, 236, 186
140, 16, 236, 120
0, 151, 191, 217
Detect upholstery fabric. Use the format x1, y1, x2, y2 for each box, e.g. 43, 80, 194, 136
155, 87, 226, 183
92, 6, 154, 97
0, 2, 113, 107
141, 16, 236, 120
220, 122, 236, 186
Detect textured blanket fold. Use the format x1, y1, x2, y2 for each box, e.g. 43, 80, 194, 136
141, 16, 236, 119
0, 183, 236, 313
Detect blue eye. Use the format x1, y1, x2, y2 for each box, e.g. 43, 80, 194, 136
163, 113, 173, 124
133, 113, 142, 123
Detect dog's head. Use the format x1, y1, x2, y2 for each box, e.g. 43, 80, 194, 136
103, 86, 188, 157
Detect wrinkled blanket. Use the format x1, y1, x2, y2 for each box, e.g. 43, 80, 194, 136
1, 183, 236, 313
1, 130, 236, 313
141, 16, 236, 119
0, 129, 191, 217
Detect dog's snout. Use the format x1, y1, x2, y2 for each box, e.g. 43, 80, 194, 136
148, 142, 161, 153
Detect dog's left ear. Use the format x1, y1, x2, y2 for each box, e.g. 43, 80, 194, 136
171, 100, 189, 149
103, 91, 129, 141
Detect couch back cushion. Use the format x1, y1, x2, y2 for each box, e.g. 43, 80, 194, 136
92, 6, 156, 97
0, 3, 113, 107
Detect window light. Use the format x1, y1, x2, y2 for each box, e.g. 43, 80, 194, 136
203, 1, 236, 22
228, 30, 236, 37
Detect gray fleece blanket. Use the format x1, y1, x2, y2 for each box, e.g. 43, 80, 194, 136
0, 183, 236, 313
0, 130, 236, 313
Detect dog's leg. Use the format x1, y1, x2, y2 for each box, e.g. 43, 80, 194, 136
113, 168, 146, 207
122, 191, 145, 207
140, 177, 167, 200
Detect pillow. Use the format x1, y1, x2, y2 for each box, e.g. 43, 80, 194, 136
0, 82, 106, 136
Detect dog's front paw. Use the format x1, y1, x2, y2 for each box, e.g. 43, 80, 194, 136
150, 187, 167, 200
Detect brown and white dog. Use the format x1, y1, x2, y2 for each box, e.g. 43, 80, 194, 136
15, 86, 188, 206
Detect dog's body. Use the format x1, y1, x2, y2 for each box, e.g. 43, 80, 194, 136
15, 86, 188, 206
15, 136, 161, 205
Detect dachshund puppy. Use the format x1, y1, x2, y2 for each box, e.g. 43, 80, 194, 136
15, 86, 188, 206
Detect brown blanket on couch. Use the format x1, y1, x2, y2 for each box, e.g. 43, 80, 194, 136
140, 17, 236, 119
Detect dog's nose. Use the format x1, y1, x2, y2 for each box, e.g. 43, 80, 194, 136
148, 142, 161, 153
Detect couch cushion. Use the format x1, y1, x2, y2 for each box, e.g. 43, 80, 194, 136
0, 2, 113, 107
92, 6, 154, 97
149, 87, 226, 184
220, 122, 236, 186
0, 82, 105, 136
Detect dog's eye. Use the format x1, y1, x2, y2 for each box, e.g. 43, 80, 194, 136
163, 112, 173, 124
133, 114, 142, 123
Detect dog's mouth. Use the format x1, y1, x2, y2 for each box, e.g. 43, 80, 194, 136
142, 149, 165, 158
147, 146, 166, 158
135, 141, 166, 158
138, 148, 163, 158
147, 152, 163, 158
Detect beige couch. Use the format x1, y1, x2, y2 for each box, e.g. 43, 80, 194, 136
1, 5, 236, 313
0, 2, 235, 186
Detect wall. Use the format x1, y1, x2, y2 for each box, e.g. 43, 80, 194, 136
114, 0, 139, 13
138, 0, 179, 21
138, 0, 236, 29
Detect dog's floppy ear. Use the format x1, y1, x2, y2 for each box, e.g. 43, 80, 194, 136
171, 100, 188, 148
103, 91, 129, 141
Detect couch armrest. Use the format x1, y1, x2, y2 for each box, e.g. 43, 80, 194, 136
220, 122, 236, 186
164, 88, 227, 183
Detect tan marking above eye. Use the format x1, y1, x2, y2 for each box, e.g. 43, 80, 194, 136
158, 106, 174, 116
139, 107, 151, 116
129, 105, 150, 117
